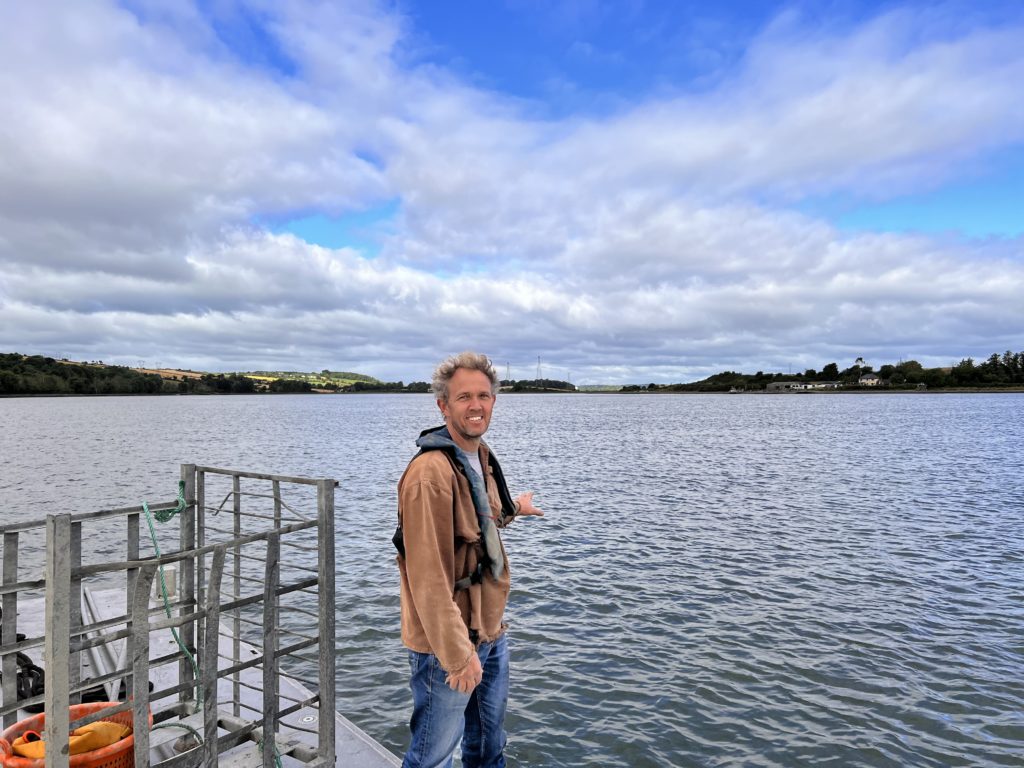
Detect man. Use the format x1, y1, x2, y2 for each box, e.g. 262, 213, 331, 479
395, 352, 543, 768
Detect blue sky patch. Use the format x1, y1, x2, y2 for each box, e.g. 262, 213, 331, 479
270, 201, 400, 253
818, 149, 1024, 238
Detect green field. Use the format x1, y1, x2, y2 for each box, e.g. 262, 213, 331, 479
239, 370, 380, 388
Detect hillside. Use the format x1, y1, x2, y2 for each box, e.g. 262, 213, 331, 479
0, 354, 417, 395
239, 369, 380, 389
0, 353, 164, 395
626, 351, 1024, 392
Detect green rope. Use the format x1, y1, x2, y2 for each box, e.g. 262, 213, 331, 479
151, 481, 187, 523
258, 736, 285, 768
144, 482, 282, 768
151, 720, 204, 742
142, 487, 202, 710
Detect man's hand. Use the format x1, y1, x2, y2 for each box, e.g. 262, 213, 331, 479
446, 652, 483, 693
515, 492, 544, 517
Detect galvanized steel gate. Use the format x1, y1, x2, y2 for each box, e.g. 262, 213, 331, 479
0, 464, 338, 768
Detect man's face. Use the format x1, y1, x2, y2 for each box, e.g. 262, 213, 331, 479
438, 368, 495, 449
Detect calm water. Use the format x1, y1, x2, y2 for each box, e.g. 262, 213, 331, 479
2, 393, 1023, 767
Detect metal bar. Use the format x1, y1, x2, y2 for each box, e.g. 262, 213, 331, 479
204, 546, 227, 767
80, 586, 124, 702
0, 634, 44, 655
233, 550, 287, 565
266, 604, 320, 621
231, 677, 304, 706
278, 721, 319, 736
180, 463, 197, 710
272, 479, 282, 529
11, 589, 296, 651
229, 572, 269, 586
231, 698, 263, 716
206, 694, 320, 731
276, 694, 321, 718
193, 707, 327, 763
205, 499, 309, 523
44, 514, 72, 768
263, 530, 281, 768
70, 598, 198, 644
196, 466, 207, 705
280, 540, 321, 553
204, 577, 319, 616
228, 616, 267, 631
69, 519, 317, 578
203, 514, 317, 535
5, 691, 42, 714
227, 487, 300, 508
213, 508, 308, 524
0, 501, 179, 534
232, 473, 242, 719
215, 637, 319, 678
317, 478, 337, 763
2, 531, 20, 727
230, 617, 318, 643
131, 563, 156, 768
0, 579, 46, 596
204, 507, 311, 524
274, 626, 317, 647
278, 589, 317, 602
144, 678, 199, 707
123, 508, 140, 709
65, 642, 192, 698
202, 523, 261, 538
194, 466, 331, 486
126, 509, 140, 653
68, 700, 130, 728
69, 520, 83, 705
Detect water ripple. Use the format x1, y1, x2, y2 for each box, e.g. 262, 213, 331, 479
2, 393, 1023, 766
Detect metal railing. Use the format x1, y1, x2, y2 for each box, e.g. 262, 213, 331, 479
0, 463, 337, 768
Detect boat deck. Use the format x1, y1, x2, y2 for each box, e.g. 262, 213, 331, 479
0, 463, 401, 767
7, 589, 399, 767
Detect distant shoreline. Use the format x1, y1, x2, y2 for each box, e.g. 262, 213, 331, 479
4, 386, 1024, 399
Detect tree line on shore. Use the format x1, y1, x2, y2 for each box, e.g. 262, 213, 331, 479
4, 352, 1021, 396
623, 351, 1024, 392
0, 353, 583, 396
0, 353, 166, 395
0, 354, 424, 395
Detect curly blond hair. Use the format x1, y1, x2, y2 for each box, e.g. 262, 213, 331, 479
432, 351, 499, 401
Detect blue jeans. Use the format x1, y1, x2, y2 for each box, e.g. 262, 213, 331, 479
402, 634, 509, 768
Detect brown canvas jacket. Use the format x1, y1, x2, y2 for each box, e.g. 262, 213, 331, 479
397, 442, 512, 673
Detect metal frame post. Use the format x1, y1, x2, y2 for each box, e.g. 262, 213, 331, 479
316, 479, 337, 762
196, 466, 207, 695
126, 511, 140, 618
131, 564, 156, 768
180, 463, 197, 709
262, 531, 281, 768
2, 531, 19, 728
232, 473, 242, 718
44, 514, 72, 768
68, 521, 83, 705
203, 546, 227, 766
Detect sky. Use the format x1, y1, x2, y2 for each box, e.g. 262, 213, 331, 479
1, 0, 1022, 385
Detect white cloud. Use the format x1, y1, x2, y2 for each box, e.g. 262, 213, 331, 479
0, 0, 1022, 384
0, 0, 390, 273
382, 8, 1024, 270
